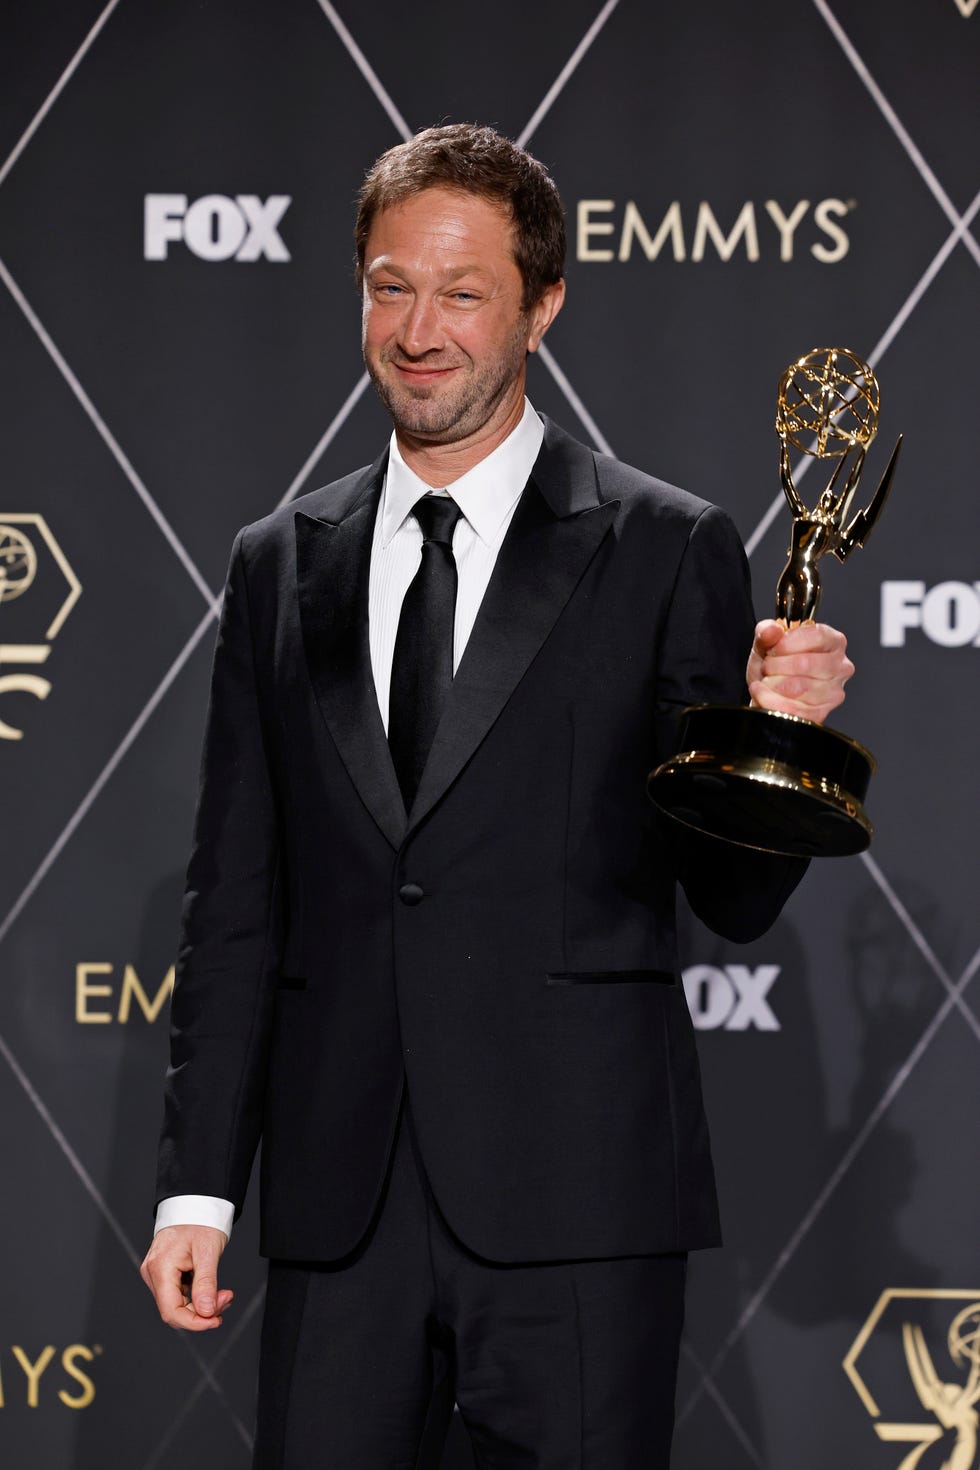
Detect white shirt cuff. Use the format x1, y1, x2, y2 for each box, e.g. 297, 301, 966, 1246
154, 1194, 235, 1240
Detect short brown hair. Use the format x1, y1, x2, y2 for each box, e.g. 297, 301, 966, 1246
354, 124, 566, 311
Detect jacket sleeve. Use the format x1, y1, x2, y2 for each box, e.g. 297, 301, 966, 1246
653, 503, 808, 942
156, 527, 282, 1218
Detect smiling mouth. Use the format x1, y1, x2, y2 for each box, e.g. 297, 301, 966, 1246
392, 364, 460, 385
394, 363, 458, 374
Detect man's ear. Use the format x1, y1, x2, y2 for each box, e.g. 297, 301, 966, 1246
526, 279, 566, 353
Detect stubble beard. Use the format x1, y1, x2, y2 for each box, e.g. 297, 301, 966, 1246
365, 319, 530, 445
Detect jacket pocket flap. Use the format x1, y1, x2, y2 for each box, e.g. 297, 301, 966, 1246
545, 969, 676, 986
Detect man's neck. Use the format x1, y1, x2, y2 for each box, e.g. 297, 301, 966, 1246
393, 385, 527, 488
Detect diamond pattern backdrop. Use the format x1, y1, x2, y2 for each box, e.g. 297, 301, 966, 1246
0, 2, 976, 1466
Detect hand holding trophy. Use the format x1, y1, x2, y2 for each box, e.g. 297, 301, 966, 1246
649, 347, 902, 858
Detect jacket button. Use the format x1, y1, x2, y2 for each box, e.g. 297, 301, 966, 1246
399, 883, 424, 906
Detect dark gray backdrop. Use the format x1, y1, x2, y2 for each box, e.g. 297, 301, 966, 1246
1, 1, 977, 1466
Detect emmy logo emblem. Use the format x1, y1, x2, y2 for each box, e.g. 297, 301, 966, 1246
0, 524, 38, 603
648, 347, 902, 858
0, 515, 81, 741
845, 1289, 980, 1468
903, 1303, 980, 1470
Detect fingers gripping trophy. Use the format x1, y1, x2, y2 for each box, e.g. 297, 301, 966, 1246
649, 347, 903, 858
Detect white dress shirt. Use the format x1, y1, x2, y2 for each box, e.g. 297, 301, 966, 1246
154, 400, 544, 1239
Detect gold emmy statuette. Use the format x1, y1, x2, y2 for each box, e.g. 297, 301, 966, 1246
648, 347, 902, 857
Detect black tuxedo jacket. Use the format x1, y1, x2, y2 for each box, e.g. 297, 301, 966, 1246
157, 417, 805, 1263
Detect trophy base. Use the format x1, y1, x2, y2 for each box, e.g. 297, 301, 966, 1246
648, 705, 877, 858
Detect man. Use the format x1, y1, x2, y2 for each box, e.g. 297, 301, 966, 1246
141, 124, 853, 1466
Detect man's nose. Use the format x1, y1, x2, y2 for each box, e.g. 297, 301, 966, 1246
399, 296, 445, 356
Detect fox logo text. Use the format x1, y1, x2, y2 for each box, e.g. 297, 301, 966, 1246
881, 582, 980, 647
682, 964, 781, 1031
144, 194, 291, 262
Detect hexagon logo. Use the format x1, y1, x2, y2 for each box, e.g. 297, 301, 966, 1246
844, 1288, 980, 1467
0, 513, 81, 741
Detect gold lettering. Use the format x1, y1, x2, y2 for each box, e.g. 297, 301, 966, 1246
12, 1345, 56, 1408
692, 201, 759, 262
576, 200, 615, 262
59, 1345, 96, 1409
764, 199, 810, 261
618, 200, 685, 262
812, 198, 851, 262
118, 964, 174, 1024
75, 964, 113, 1024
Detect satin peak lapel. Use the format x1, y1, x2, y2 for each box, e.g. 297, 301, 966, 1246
408, 464, 619, 831
295, 475, 406, 851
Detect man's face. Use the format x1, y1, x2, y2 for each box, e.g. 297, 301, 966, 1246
361, 187, 562, 445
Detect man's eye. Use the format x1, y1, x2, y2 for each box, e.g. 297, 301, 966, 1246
375, 283, 404, 296
452, 291, 478, 302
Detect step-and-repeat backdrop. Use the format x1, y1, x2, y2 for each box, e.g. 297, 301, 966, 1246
1, 1, 976, 1465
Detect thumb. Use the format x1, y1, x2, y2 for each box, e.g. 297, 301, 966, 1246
191, 1249, 221, 1318
754, 617, 785, 651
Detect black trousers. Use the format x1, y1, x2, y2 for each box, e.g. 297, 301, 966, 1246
253, 1104, 687, 1469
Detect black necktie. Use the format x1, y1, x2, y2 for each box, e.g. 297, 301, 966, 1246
388, 494, 465, 808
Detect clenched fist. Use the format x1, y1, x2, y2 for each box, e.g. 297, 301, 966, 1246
746, 619, 854, 726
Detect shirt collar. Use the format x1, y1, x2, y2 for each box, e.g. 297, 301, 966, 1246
379, 398, 544, 548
